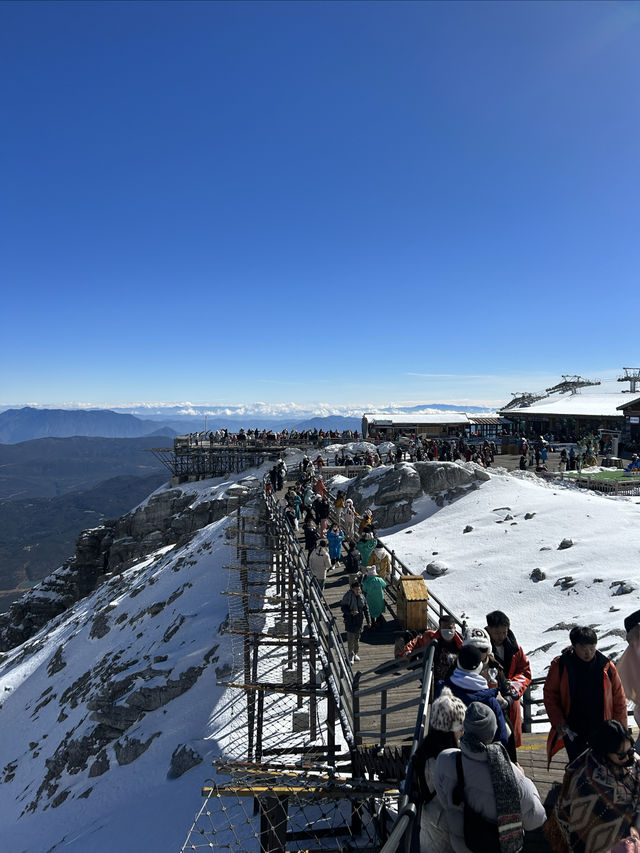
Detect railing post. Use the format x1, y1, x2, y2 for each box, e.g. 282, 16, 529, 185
380, 688, 388, 746
523, 684, 532, 734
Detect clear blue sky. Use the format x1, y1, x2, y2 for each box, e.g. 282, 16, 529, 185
2, 0, 639, 409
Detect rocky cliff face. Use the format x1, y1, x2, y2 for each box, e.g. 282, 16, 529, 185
341, 460, 490, 530
0, 477, 260, 652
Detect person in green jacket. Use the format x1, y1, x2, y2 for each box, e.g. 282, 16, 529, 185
357, 532, 377, 568
362, 566, 386, 628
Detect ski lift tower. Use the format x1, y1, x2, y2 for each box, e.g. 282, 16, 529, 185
501, 391, 547, 411
617, 367, 640, 394
545, 375, 601, 395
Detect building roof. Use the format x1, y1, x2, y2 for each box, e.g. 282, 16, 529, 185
364, 412, 471, 426
500, 391, 630, 419
617, 396, 640, 412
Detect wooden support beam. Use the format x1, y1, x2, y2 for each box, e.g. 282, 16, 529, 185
202, 782, 398, 798
217, 681, 327, 697
222, 591, 288, 602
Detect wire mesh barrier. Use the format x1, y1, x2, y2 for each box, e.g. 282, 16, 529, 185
183, 772, 396, 852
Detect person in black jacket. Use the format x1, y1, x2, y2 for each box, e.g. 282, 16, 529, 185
341, 580, 370, 663
344, 541, 361, 578
303, 518, 318, 556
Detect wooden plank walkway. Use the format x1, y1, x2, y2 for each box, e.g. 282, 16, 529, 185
276, 482, 572, 852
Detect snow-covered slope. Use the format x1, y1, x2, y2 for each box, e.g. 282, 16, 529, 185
383, 468, 640, 673
0, 477, 259, 853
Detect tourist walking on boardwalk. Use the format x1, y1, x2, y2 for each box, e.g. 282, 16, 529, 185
343, 498, 359, 541
485, 611, 531, 753
435, 703, 545, 853
303, 517, 318, 556
547, 720, 640, 853
284, 504, 298, 531
357, 531, 377, 568
399, 614, 462, 683
362, 565, 386, 628
341, 580, 370, 664
415, 686, 466, 853
618, 609, 640, 727
286, 486, 302, 520
315, 494, 331, 536
334, 489, 346, 524
344, 540, 360, 578
543, 626, 627, 766
436, 645, 510, 748
313, 476, 326, 498
326, 523, 344, 565
358, 508, 374, 536
308, 538, 331, 591
371, 539, 390, 581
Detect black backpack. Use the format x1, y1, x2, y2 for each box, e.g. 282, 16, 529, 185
452, 752, 501, 853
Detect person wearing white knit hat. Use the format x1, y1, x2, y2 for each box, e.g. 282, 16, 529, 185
416, 687, 466, 853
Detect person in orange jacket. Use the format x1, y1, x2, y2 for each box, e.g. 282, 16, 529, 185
398, 614, 462, 682
543, 625, 627, 767
485, 610, 532, 751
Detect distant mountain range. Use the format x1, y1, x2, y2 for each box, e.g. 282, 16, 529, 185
0, 407, 176, 444
0, 436, 168, 500
0, 471, 167, 616
0, 404, 495, 444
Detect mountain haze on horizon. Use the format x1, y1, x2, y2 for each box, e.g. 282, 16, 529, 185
0, 403, 497, 444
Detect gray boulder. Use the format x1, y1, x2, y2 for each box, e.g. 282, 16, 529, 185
168, 744, 203, 779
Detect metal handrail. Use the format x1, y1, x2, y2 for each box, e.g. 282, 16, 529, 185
379, 642, 436, 853
263, 485, 356, 746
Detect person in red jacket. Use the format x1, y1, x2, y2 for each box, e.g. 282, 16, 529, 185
543, 626, 627, 767
398, 614, 462, 682
485, 610, 531, 751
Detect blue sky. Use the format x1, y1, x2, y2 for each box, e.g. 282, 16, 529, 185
2, 0, 639, 410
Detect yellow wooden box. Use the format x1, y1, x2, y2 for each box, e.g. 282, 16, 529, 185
397, 575, 428, 630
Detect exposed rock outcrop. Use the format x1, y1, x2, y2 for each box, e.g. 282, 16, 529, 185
340, 461, 489, 531
0, 479, 259, 652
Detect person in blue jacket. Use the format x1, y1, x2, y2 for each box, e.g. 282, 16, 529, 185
625, 453, 640, 472
327, 523, 344, 565
435, 645, 510, 748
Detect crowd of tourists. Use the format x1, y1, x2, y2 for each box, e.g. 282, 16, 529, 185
272, 453, 640, 853
185, 426, 360, 447
399, 613, 640, 853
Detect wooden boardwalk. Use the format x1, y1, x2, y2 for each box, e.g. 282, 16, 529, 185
279, 483, 572, 852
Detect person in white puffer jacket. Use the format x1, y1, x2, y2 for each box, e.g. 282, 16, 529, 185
435, 702, 545, 853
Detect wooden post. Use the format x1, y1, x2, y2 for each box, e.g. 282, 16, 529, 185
327, 690, 336, 768
296, 596, 303, 709
259, 795, 289, 853
309, 639, 317, 741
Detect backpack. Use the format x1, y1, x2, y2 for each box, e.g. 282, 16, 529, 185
452, 752, 501, 853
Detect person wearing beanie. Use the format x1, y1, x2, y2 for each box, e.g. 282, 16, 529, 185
436, 645, 510, 748
415, 687, 466, 853
543, 626, 627, 767
435, 702, 545, 853
485, 611, 532, 754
